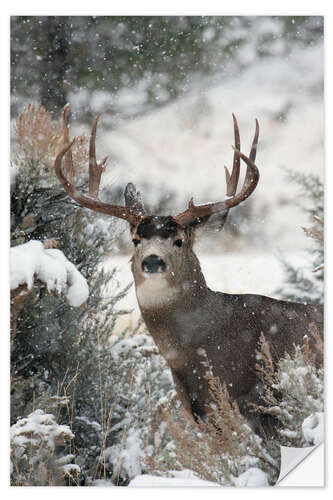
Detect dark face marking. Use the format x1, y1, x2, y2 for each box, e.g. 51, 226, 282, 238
136, 216, 179, 240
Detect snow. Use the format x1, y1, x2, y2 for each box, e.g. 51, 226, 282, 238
10, 240, 89, 307
105, 428, 143, 480
76, 416, 101, 432
129, 469, 219, 487
93, 479, 114, 487
233, 467, 269, 487
279, 429, 298, 439
302, 412, 324, 446
11, 410, 80, 480
110, 333, 154, 362
10, 163, 19, 185
11, 409, 74, 457
61, 463, 81, 475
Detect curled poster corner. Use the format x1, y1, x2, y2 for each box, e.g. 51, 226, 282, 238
277, 442, 324, 486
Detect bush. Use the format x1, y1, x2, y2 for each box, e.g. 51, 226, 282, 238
254, 330, 323, 448
142, 331, 323, 486
10, 103, 133, 484
276, 170, 324, 304
10, 103, 177, 486
10, 408, 79, 486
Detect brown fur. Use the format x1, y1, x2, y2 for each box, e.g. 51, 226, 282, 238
130, 217, 323, 430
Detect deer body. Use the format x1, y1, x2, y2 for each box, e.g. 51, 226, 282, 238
130, 215, 323, 423
55, 106, 323, 429
139, 279, 322, 421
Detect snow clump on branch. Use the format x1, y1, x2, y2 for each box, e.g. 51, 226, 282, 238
10, 240, 89, 307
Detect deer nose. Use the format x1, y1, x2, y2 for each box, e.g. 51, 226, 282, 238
141, 254, 166, 273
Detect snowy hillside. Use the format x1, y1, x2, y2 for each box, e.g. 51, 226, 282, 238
71, 42, 323, 253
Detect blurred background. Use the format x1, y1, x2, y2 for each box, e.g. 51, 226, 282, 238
11, 16, 324, 329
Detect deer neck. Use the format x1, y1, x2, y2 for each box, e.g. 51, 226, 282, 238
134, 250, 211, 377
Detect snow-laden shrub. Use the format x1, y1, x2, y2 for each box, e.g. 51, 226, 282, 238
10, 240, 89, 307
255, 332, 324, 448
10, 409, 80, 486
302, 412, 324, 446
142, 331, 324, 487
97, 333, 174, 485
144, 367, 279, 486
10, 103, 135, 486
276, 171, 324, 304
233, 467, 269, 487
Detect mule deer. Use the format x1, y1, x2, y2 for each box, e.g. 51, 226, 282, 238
55, 105, 323, 433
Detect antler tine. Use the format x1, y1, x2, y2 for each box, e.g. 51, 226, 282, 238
173, 116, 260, 227
224, 113, 241, 197
54, 107, 143, 226
89, 114, 108, 198
243, 118, 259, 191
250, 118, 259, 162
61, 104, 74, 183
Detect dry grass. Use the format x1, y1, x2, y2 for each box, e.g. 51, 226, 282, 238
15, 103, 62, 163
256, 325, 323, 389
253, 330, 324, 448
302, 322, 324, 368
255, 332, 275, 385
145, 330, 323, 485
302, 216, 324, 246
91, 329, 116, 482
145, 360, 279, 486
302, 215, 324, 273
13, 102, 88, 179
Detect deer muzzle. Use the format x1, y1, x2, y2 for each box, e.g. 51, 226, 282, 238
141, 254, 166, 274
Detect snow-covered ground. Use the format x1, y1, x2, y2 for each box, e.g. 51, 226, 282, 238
128, 469, 219, 487
127, 466, 269, 487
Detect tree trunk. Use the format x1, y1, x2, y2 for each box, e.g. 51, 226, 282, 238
40, 17, 71, 116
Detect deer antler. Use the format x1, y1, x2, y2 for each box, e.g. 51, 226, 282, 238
54, 105, 143, 226
173, 115, 260, 227
55, 109, 259, 229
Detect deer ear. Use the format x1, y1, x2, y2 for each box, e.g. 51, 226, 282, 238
188, 215, 210, 229
124, 182, 146, 216
188, 210, 229, 231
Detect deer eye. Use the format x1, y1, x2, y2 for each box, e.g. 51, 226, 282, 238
174, 239, 183, 248
132, 239, 141, 247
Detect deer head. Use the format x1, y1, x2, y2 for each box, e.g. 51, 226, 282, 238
55, 106, 259, 309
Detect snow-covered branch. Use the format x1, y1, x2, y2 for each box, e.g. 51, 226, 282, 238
10, 240, 89, 307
